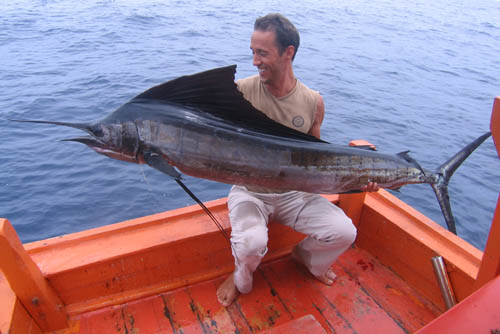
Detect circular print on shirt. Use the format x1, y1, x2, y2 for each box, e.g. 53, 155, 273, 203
292, 116, 305, 128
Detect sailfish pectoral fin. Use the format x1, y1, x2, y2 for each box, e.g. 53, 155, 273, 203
142, 150, 238, 263
143, 151, 182, 180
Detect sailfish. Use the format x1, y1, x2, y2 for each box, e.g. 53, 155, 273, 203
11, 65, 491, 235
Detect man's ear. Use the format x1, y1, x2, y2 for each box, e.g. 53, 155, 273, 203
285, 45, 295, 60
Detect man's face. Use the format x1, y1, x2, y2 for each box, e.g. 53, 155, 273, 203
250, 29, 288, 85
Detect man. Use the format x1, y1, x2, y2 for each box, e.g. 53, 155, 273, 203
217, 13, 378, 307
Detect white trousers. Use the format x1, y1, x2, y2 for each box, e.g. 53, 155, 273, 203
228, 185, 357, 294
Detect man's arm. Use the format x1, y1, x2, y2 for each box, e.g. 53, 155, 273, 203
308, 95, 325, 139
310, 95, 380, 193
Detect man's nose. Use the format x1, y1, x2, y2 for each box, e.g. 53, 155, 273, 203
253, 54, 261, 66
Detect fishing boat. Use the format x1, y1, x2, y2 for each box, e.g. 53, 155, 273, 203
1, 97, 499, 334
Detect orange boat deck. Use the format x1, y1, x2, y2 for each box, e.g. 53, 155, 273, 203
61, 246, 439, 334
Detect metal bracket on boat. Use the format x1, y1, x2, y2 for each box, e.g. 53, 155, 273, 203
431, 256, 457, 309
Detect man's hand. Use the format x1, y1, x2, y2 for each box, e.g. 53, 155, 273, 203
361, 182, 379, 192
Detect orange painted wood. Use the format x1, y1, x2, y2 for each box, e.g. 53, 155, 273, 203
51, 231, 231, 305
150, 293, 182, 333
473, 97, 500, 291
0, 219, 68, 331
416, 274, 500, 334
83, 303, 130, 334
337, 247, 440, 332
17, 187, 478, 323
188, 280, 238, 333
56, 224, 300, 315
349, 139, 377, 150
26, 199, 231, 275
259, 256, 354, 333
8, 184, 484, 333
35, 200, 234, 311
10, 187, 478, 331
320, 266, 407, 333
154, 288, 203, 333
21, 197, 331, 316
0, 272, 16, 333
338, 192, 367, 227
48, 246, 438, 334
234, 267, 294, 332
10, 301, 44, 334
219, 278, 254, 334
1, 272, 44, 334
261, 314, 327, 334
70, 281, 236, 334
491, 97, 500, 155
354, 190, 482, 308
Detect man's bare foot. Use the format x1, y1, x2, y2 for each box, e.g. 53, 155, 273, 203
217, 273, 240, 307
314, 268, 337, 285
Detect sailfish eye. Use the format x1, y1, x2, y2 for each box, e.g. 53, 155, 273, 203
91, 124, 104, 137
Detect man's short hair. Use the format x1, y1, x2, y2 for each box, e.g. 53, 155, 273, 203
254, 13, 300, 61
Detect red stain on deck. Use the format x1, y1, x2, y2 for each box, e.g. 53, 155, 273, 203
356, 259, 375, 271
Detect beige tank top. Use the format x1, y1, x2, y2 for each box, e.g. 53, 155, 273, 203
236, 75, 320, 193
236, 75, 319, 135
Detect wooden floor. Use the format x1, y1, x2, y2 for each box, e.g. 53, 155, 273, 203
57, 246, 441, 334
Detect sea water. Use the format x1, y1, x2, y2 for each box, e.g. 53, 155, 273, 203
0, 0, 499, 250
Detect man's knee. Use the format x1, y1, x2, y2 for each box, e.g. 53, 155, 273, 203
240, 225, 268, 256
230, 202, 268, 256
320, 216, 357, 246
339, 218, 357, 245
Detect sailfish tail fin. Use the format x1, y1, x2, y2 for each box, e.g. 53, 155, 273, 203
431, 132, 491, 234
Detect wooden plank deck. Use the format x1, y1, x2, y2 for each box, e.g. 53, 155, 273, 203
54, 246, 440, 334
